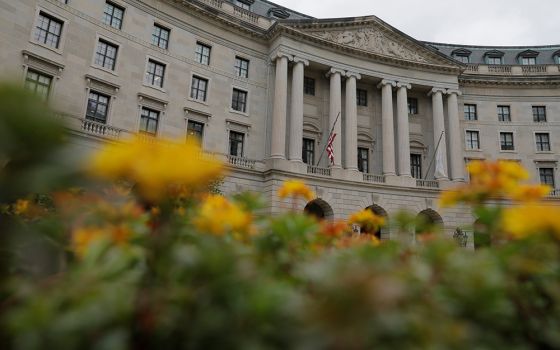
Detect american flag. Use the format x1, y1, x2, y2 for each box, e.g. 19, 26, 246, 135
326, 133, 337, 165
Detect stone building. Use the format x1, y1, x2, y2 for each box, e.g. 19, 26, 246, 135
1, 0, 559, 241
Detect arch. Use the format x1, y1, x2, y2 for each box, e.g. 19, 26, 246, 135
304, 198, 334, 220
415, 208, 443, 235
365, 204, 389, 239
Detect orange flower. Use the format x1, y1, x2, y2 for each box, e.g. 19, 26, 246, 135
320, 220, 350, 238
510, 184, 551, 202
278, 180, 315, 201
348, 209, 385, 234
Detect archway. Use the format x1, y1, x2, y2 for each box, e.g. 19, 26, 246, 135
415, 209, 444, 235
304, 198, 334, 220
365, 204, 389, 240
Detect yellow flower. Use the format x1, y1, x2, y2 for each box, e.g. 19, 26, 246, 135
348, 209, 385, 234
13, 199, 30, 215
439, 190, 462, 208
194, 195, 253, 237
510, 184, 551, 202
277, 180, 315, 201
320, 220, 350, 238
501, 204, 560, 240
89, 137, 224, 201
71, 225, 133, 258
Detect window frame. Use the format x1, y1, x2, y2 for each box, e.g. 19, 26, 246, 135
229, 130, 245, 157
195, 42, 211, 66
356, 88, 368, 107
453, 54, 470, 63
487, 56, 503, 65
302, 138, 315, 165
144, 58, 166, 89
465, 130, 480, 150
535, 132, 551, 152
190, 75, 209, 102
539, 167, 555, 188
102, 1, 125, 30
24, 69, 53, 101
357, 147, 369, 173
233, 0, 251, 10
532, 106, 547, 123
410, 153, 422, 179
33, 10, 65, 51
93, 38, 119, 72
152, 23, 170, 50
499, 132, 515, 151
234, 56, 249, 78
304, 77, 315, 96
231, 87, 248, 114
186, 119, 205, 143
464, 104, 477, 121
85, 90, 111, 124
408, 97, 418, 115
138, 106, 160, 136
520, 56, 536, 65
497, 105, 511, 122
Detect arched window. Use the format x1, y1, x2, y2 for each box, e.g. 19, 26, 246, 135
364, 204, 389, 240
415, 209, 443, 235
304, 199, 334, 220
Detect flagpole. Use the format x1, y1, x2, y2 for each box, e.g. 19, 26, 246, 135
316, 112, 341, 167
424, 131, 444, 180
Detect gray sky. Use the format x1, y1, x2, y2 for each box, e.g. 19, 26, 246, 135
272, 0, 559, 46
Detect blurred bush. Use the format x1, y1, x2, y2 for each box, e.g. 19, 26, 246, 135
2, 84, 560, 350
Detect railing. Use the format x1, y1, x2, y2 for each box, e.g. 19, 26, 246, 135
59, 114, 126, 139
465, 64, 479, 72
549, 189, 560, 198
488, 65, 512, 74
363, 173, 385, 183
307, 165, 331, 177
522, 65, 547, 74
416, 179, 439, 189
232, 5, 259, 23
227, 155, 256, 169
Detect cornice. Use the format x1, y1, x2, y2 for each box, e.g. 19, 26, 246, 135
459, 74, 560, 87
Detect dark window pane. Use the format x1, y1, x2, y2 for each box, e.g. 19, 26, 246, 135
302, 138, 315, 165
85, 91, 110, 124
358, 147, 369, 173
411, 154, 422, 179
304, 77, 315, 96
229, 131, 244, 157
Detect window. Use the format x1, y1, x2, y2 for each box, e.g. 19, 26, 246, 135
521, 57, 536, 65
408, 98, 418, 115
233, 0, 251, 10
190, 76, 208, 101
454, 54, 470, 63
497, 105, 510, 122
139, 107, 159, 136
152, 24, 170, 50
145, 59, 165, 88
465, 131, 480, 150
195, 42, 211, 65
555, 55, 560, 64
85, 91, 110, 124
358, 147, 369, 173
231, 88, 248, 113
536, 133, 551, 152
532, 106, 546, 122
34, 12, 63, 49
356, 89, 368, 107
500, 132, 514, 151
411, 154, 422, 179
539, 168, 555, 188
229, 131, 244, 157
94, 39, 118, 71
102, 2, 124, 30
302, 138, 315, 165
25, 69, 52, 101
304, 77, 315, 96
234, 57, 249, 78
187, 120, 204, 143
464, 104, 477, 121
487, 56, 502, 65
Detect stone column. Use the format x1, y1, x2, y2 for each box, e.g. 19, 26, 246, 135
377, 79, 397, 176
396, 82, 412, 177
327, 68, 345, 168
288, 57, 309, 162
429, 87, 448, 180
446, 89, 464, 181
344, 71, 361, 171
270, 53, 292, 159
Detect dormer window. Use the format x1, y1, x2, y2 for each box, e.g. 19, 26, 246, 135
451, 49, 471, 64
233, 0, 252, 10
267, 7, 290, 19
484, 50, 504, 65
518, 50, 539, 65
553, 50, 560, 64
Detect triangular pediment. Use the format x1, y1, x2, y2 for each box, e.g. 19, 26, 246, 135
280, 17, 461, 69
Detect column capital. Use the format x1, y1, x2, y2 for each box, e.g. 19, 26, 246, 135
396, 82, 411, 89
292, 57, 309, 66
377, 79, 396, 89
271, 52, 293, 62
325, 67, 346, 78
345, 71, 361, 80
428, 87, 446, 96
446, 88, 462, 96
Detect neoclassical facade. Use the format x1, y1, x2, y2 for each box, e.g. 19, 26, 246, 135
2, 0, 560, 241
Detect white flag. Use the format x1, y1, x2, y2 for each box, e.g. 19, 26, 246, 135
435, 146, 447, 179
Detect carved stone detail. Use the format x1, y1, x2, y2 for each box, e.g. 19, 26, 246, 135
309, 28, 429, 63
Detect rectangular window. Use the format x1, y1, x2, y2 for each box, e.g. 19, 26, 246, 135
465, 130, 480, 150
234, 0, 251, 10
304, 77, 315, 96
25, 69, 52, 101
139, 107, 159, 136
195, 42, 211, 65
94, 39, 118, 71
464, 104, 477, 121
500, 132, 514, 151
497, 105, 510, 122
145, 59, 165, 88
234, 56, 249, 78
532, 106, 547, 122
411, 154, 422, 179
231, 88, 248, 113
229, 131, 244, 157
539, 168, 555, 188
358, 147, 369, 173
34, 12, 63, 49
536, 133, 551, 152
187, 120, 204, 143
85, 91, 110, 124
487, 56, 502, 65
521, 57, 536, 65
408, 97, 418, 115
102, 2, 124, 30
356, 89, 368, 107
152, 24, 170, 50
302, 138, 315, 165
190, 76, 208, 101
454, 55, 469, 63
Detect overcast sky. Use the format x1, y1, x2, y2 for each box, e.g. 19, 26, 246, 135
272, 0, 559, 46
